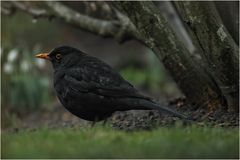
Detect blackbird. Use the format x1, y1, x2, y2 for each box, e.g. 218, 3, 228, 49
36, 46, 188, 122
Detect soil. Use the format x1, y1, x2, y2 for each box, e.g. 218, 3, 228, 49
5, 99, 239, 133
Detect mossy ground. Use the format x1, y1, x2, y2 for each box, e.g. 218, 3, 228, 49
2, 125, 239, 159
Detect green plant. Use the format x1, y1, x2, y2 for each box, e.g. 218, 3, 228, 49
120, 51, 168, 90
2, 126, 239, 159
1, 46, 53, 113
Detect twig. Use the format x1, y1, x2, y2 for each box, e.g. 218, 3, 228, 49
1, 6, 14, 15
11, 1, 49, 18
3, 1, 142, 43
45, 1, 142, 42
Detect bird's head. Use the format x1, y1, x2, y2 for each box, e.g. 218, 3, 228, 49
35, 46, 84, 69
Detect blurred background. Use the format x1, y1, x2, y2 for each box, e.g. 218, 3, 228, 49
1, 9, 182, 129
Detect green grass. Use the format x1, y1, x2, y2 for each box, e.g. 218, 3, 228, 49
2, 126, 239, 159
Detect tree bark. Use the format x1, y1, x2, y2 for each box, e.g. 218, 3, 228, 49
174, 1, 239, 111
214, 1, 239, 44
116, 1, 226, 110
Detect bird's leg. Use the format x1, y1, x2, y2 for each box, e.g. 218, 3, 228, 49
102, 118, 108, 126
91, 121, 96, 128
91, 117, 99, 128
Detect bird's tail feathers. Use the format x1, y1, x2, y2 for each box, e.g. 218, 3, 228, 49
140, 100, 190, 120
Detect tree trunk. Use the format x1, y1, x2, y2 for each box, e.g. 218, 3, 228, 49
214, 1, 239, 44
174, 1, 239, 111
116, 1, 239, 111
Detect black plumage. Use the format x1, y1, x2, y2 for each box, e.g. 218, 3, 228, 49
36, 46, 188, 121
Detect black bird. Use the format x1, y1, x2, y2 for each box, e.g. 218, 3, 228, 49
36, 46, 188, 122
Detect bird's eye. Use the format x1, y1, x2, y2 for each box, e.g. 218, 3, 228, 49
56, 54, 61, 60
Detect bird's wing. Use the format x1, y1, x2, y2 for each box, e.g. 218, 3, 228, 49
60, 60, 151, 100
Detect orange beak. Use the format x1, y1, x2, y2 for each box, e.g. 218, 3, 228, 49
35, 53, 50, 60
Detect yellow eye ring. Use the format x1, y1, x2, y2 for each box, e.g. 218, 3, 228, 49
56, 54, 61, 59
